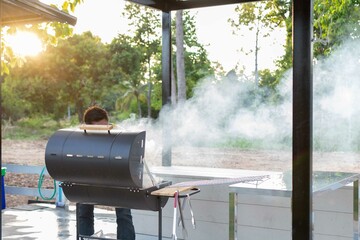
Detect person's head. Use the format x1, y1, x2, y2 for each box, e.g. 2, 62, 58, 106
83, 106, 109, 125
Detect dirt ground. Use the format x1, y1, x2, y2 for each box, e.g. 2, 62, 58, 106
2, 140, 49, 208
2, 139, 360, 208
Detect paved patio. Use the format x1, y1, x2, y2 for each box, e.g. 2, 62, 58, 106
2, 203, 164, 239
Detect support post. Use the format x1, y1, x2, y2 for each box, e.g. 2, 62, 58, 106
229, 192, 237, 240
292, 0, 313, 240
354, 180, 359, 240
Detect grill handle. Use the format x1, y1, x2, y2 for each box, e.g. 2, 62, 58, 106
79, 124, 114, 134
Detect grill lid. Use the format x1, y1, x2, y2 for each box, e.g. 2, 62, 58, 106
45, 128, 146, 188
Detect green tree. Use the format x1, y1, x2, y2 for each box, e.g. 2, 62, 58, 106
2, 31, 109, 122
123, 3, 161, 118
271, 0, 360, 75
41, 31, 109, 121
173, 11, 214, 99
108, 34, 147, 117
313, 0, 360, 56
228, 0, 289, 81
229, 2, 280, 86
2, 49, 68, 121
1, 0, 84, 75
229, 0, 360, 87
1, 75, 33, 121
151, 10, 214, 110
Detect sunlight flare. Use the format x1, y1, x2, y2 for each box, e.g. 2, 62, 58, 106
6, 31, 43, 57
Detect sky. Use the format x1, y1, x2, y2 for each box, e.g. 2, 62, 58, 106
42, 0, 285, 73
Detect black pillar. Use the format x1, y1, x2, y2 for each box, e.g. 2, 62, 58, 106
161, 11, 172, 166
292, 0, 313, 240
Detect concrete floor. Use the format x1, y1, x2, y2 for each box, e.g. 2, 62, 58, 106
2, 203, 166, 239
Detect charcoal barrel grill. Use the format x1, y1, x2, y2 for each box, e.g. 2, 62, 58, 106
45, 125, 171, 239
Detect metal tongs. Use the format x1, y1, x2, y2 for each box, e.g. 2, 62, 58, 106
172, 189, 199, 240
177, 194, 196, 230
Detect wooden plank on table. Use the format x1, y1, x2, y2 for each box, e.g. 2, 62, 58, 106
151, 186, 198, 197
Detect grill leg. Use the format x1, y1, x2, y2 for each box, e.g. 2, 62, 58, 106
158, 197, 162, 240
76, 203, 80, 240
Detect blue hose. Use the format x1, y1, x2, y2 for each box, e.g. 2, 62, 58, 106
38, 166, 56, 200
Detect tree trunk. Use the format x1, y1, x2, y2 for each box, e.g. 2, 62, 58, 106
171, 56, 177, 105
147, 57, 152, 118
254, 24, 259, 86
176, 10, 186, 103
76, 100, 84, 123
136, 95, 142, 118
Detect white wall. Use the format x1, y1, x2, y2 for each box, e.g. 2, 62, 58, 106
131, 166, 356, 240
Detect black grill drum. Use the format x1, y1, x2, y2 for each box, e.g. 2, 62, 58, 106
45, 128, 146, 188
61, 181, 170, 211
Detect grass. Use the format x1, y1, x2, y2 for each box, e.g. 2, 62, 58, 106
1, 116, 79, 140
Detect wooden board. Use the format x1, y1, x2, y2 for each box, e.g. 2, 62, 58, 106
151, 186, 198, 197
79, 124, 114, 131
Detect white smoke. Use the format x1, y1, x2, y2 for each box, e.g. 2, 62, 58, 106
117, 38, 360, 168
155, 75, 293, 149
313, 39, 360, 151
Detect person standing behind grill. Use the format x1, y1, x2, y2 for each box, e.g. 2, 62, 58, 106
78, 105, 136, 240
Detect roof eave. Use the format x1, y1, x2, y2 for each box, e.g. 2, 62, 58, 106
1, 0, 77, 26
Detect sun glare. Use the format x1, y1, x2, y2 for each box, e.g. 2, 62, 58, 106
6, 31, 43, 57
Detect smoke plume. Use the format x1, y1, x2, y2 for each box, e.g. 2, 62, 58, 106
118, 38, 360, 168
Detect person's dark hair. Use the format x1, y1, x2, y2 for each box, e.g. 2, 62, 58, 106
83, 106, 109, 124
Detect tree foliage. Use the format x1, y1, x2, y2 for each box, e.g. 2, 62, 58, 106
229, 2, 281, 85
229, 0, 360, 88
122, 3, 161, 118
2, 5, 214, 125
46, 31, 109, 121
1, 0, 84, 75
108, 34, 147, 117
313, 0, 360, 56
171, 11, 214, 99
3, 32, 109, 122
